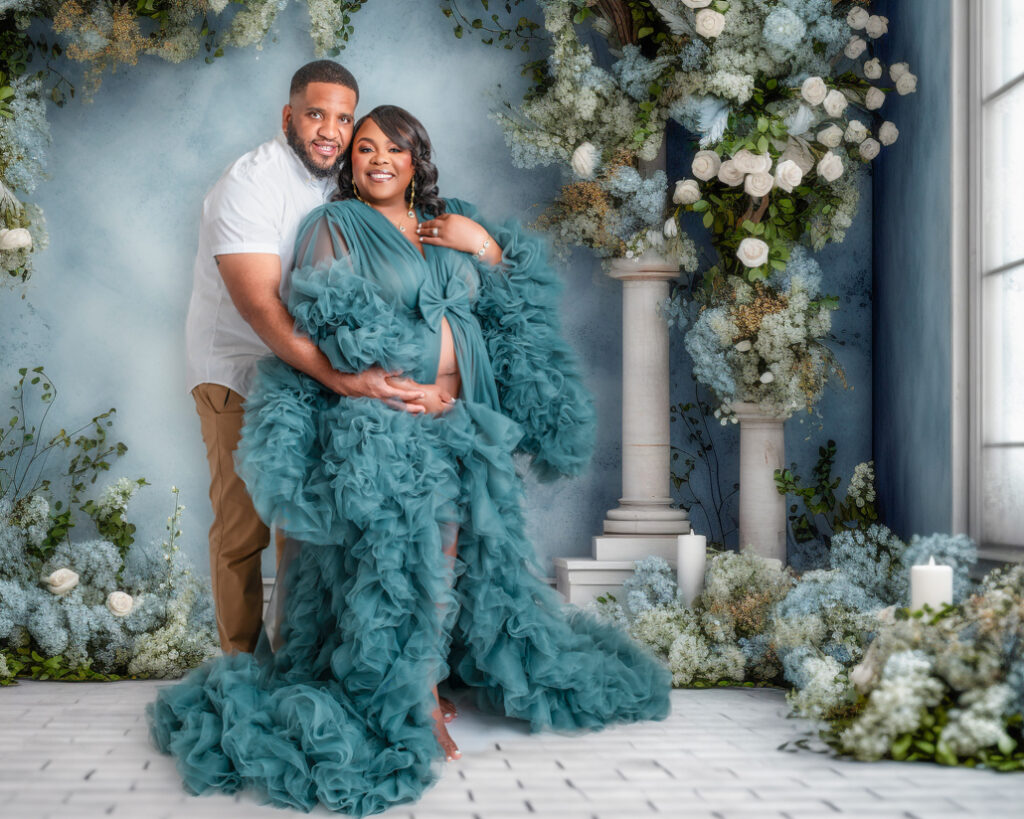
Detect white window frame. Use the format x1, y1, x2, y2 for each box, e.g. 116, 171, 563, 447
962, 0, 1023, 563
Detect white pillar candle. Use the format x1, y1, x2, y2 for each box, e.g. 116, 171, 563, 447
910, 556, 953, 611
676, 533, 707, 608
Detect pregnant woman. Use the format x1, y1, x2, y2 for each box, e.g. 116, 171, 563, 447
149, 105, 670, 817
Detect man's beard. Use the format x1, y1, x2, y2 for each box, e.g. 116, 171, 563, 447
285, 121, 343, 180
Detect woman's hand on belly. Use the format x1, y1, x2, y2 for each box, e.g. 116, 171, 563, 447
387, 379, 456, 415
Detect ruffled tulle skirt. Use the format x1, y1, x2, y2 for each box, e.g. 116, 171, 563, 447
148, 362, 671, 816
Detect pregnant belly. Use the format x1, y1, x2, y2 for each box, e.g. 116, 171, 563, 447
435, 316, 461, 399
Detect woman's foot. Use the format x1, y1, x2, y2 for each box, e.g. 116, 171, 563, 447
433, 687, 461, 761
439, 695, 457, 723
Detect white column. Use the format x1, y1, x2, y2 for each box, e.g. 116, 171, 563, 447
599, 258, 690, 542
731, 401, 787, 562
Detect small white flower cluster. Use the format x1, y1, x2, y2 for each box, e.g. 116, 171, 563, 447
622, 223, 700, 272
786, 653, 848, 720
939, 685, 1016, 757
847, 461, 877, 509
9, 494, 49, 547
97, 476, 140, 518
840, 650, 946, 760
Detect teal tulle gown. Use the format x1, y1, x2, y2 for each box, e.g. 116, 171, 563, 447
148, 198, 671, 815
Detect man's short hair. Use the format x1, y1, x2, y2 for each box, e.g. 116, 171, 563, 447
289, 60, 359, 100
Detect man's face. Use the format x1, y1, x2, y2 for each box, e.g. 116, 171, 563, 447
282, 81, 358, 179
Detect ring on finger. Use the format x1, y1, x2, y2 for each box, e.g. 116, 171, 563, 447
432, 227, 439, 237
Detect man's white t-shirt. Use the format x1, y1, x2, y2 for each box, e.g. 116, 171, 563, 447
185, 132, 336, 398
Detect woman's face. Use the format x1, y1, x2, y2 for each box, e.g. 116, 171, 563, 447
351, 118, 415, 208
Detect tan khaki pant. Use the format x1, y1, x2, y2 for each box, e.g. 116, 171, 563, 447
192, 383, 285, 654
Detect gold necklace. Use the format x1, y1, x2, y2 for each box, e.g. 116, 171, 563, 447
385, 210, 417, 234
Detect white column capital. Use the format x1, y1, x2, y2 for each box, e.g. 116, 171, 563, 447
606, 255, 680, 281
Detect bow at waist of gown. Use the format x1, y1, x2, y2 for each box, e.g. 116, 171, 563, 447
417, 273, 473, 329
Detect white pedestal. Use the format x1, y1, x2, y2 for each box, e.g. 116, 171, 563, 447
732, 401, 788, 563
554, 558, 666, 605
555, 255, 690, 604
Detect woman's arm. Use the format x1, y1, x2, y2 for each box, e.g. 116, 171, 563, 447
441, 200, 597, 480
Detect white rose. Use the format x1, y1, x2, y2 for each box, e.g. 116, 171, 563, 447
864, 86, 885, 111
865, 14, 889, 39
752, 153, 773, 174
823, 89, 849, 118
106, 591, 134, 617
744, 171, 773, 198
759, 371, 775, 384
896, 72, 918, 95
847, 7, 869, 30
889, 62, 910, 81
816, 151, 844, 183
663, 217, 679, 238
681, 0, 712, 6
844, 36, 867, 59
773, 159, 804, 193
691, 149, 722, 181
863, 58, 883, 79
673, 178, 702, 205
695, 9, 725, 39
844, 120, 869, 144
859, 138, 881, 161
734, 340, 752, 352
46, 568, 79, 596
717, 160, 745, 187
801, 76, 828, 106
878, 121, 899, 146
817, 124, 843, 148
731, 149, 761, 174
0, 228, 33, 251
736, 237, 770, 268
570, 142, 598, 178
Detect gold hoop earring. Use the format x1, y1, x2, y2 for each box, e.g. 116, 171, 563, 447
353, 183, 367, 204
407, 176, 416, 219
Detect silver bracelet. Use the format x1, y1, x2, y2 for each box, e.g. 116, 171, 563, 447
476, 238, 491, 259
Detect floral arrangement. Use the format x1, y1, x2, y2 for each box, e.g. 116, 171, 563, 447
0, 486, 217, 682
590, 453, 1024, 770
0, 366, 216, 682
681, 246, 843, 416
493, 5, 699, 268
664, 0, 915, 415
488, 1, 915, 418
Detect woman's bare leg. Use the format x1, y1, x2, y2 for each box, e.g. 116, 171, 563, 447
432, 530, 461, 760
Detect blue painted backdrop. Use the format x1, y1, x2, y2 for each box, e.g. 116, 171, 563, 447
0, 1, 877, 576
873, 0, 954, 540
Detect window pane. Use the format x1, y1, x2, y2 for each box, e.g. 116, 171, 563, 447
982, 446, 1024, 546
983, 84, 1024, 270
982, 266, 1024, 442
983, 0, 1024, 96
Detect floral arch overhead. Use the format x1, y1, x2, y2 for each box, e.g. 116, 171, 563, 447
2, 0, 1024, 775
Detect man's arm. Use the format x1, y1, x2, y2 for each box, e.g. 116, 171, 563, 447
215, 252, 432, 410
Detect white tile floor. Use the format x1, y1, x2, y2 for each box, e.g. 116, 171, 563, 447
1, 679, 1022, 819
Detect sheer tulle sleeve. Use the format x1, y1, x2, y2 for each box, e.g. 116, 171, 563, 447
287, 208, 420, 375
293, 208, 350, 269
445, 198, 596, 481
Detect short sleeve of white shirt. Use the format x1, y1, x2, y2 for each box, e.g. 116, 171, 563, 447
205, 171, 282, 257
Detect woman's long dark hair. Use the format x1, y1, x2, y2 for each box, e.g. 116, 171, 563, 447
336, 105, 446, 218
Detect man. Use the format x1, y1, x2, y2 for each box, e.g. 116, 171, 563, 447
185, 61, 427, 654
